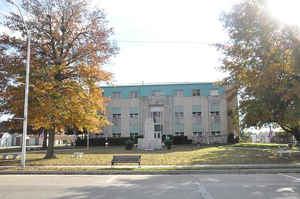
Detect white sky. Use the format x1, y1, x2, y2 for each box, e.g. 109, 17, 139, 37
1, 0, 300, 85
91, 0, 300, 85
1, 0, 300, 123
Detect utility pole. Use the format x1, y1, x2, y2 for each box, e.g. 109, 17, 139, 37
7, 0, 31, 168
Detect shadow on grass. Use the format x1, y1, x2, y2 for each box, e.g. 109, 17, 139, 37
190, 147, 300, 165
0, 157, 51, 166
55, 145, 214, 155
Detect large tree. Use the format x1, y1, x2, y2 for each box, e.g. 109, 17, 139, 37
216, 0, 300, 140
0, 0, 118, 158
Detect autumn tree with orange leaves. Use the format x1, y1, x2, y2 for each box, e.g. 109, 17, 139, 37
0, 0, 118, 158
216, 0, 300, 140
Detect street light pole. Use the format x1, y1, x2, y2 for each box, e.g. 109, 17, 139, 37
7, 0, 31, 168
21, 31, 30, 168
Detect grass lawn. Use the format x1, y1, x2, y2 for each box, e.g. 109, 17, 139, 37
1, 144, 300, 167
233, 143, 290, 149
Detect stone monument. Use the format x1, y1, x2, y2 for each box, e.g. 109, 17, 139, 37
138, 117, 162, 150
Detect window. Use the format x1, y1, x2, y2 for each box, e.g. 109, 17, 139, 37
152, 112, 161, 124
211, 131, 221, 136
192, 89, 201, 96
174, 89, 184, 96
175, 132, 184, 136
129, 113, 138, 119
210, 111, 219, 116
210, 111, 220, 118
112, 133, 121, 138
130, 132, 138, 137
129, 91, 138, 98
192, 112, 202, 118
112, 92, 120, 98
193, 132, 203, 137
210, 89, 219, 96
175, 112, 184, 119
152, 90, 162, 96
112, 114, 121, 120
112, 114, 121, 125
154, 124, 162, 131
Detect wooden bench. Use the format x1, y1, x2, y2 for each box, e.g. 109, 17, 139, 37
111, 155, 141, 167
0, 152, 21, 160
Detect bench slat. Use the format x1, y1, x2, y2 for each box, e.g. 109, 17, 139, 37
111, 155, 141, 166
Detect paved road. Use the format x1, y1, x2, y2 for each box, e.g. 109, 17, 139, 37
1, 174, 300, 199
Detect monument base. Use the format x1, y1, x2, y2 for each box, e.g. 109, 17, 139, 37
137, 138, 162, 150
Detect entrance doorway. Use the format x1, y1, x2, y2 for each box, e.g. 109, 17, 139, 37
150, 109, 163, 139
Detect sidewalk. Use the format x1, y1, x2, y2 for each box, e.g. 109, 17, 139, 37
1, 163, 300, 175
2, 163, 300, 169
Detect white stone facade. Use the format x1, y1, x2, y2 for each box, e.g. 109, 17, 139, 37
102, 82, 237, 144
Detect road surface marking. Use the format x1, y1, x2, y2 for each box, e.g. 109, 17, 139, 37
278, 174, 300, 182
105, 175, 119, 183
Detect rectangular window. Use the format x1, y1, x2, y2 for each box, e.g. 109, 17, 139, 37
210, 111, 220, 117
112, 114, 121, 125
112, 92, 120, 98
211, 131, 221, 136
130, 132, 138, 137
174, 89, 184, 96
152, 90, 162, 96
210, 103, 220, 111
193, 132, 203, 137
192, 112, 202, 124
112, 133, 121, 138
192, 89, 201, 96
210, 112, 220, 122
192, 112, 202, 118
129, 91, 138, 98
129, 113, 138, 119
175, 112, 184, 119
175, 132, 184, 136
210, 89, 219, 96
112, 114, 121, 120
154, 124, 162, 131
152, 112, 161, 124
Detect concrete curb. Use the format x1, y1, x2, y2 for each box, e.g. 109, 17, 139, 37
1, 168, 300, 175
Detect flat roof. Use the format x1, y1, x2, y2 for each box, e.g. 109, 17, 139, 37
101, 81, 217, 88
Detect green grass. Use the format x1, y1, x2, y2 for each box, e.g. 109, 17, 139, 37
233, 143, 289, 149
1, 144, 300, 167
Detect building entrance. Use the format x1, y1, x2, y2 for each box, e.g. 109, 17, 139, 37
150, 107, 164, 139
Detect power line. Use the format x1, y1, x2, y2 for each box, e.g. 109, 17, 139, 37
117, 40, 214, 45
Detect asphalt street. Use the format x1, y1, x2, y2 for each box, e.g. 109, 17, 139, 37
1, 174, 300, 199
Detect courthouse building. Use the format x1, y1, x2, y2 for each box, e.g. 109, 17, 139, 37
102, 82, 237, 144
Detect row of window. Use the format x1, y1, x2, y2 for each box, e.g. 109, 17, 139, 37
113, 112, 220, 121
111, 89, 219, 98
112, 131, 221, 138
192, 131, 221, 136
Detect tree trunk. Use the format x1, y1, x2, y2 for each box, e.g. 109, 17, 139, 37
42, 129, 48, 149
44, 129, 56, 159
292, 129, 300, 142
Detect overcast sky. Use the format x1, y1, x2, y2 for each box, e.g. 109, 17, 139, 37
1, 0, 300, 127
91, 0, 300, 85
1, 0, 300, 85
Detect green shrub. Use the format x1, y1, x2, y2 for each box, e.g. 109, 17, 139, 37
173, 136, 192, 145
227, 133, 235, 144
164, 139, 172, 150
125, 139, 134, 150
